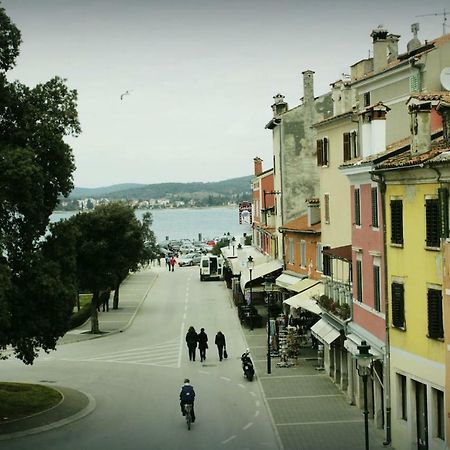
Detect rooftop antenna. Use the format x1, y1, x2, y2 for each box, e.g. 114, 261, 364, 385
417, 9, 449, 35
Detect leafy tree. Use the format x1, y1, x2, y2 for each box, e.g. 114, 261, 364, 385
70, 203, 148, 331
0, 4, 80, 364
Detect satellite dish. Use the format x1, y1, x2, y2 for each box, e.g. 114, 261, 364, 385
440, 67, 450, 90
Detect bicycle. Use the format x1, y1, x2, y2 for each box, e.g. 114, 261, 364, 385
184, 403, 193, 430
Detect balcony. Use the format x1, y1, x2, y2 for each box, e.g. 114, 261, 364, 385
316, 278, 352, 321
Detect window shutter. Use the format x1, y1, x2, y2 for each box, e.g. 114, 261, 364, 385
324, 194, 330, 223
343, 133, 351, 162
317, 140, 323, 166
371, 187, 379, 227
425, 199, 440, 247
355, 189, 361, 226
391, 282, 405, 328
323, 138, 329, 166
373, 265, 381, 311
438, 188, 449, 238
356, 260, 363, 302
351, 131, 358, 158
390, 200, 403, 244
427, 289, 443, 339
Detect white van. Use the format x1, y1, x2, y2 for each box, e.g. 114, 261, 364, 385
199, 255, 223, 281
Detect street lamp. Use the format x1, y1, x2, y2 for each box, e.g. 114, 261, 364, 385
355, 340, 373, 450
231, 236, 236, 256
263, 275, 275, 374
247, 256, 255, 331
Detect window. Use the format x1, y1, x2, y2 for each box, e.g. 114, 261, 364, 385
390, 199, 403, 245
373, 265, 381, 311
425, 198, 440, 248
363, 92, 371, 107
398, 374, 407, 420
434, 389, 445, 440
322, 246, 331, 276
343, 131, 359, 161
356, 259, 363, 302
300, 240, 306, 267
354, 188, 361, 226
316, 243, 323, 272
391, 282, 405, 328
427, 288, 443, 339
316, 137, 329, 166
288, 238, 294, 264
324, 194, 330, 224
371, 187, 379, 228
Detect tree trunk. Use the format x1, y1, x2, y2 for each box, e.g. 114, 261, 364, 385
90, 290, 100, 334
113, 281, 120, 309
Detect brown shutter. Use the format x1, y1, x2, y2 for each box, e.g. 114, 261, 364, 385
391, 282, 405, 328
323, 137, 329, 165
343, 132, 351, 161
316, 139, 323, 166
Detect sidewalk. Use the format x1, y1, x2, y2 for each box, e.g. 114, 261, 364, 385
242, 306, 392, 450
0, 267, 158, 440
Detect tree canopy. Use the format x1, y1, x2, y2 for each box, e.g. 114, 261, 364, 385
0, 4, 81, 364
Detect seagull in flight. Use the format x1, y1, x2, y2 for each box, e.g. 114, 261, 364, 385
120, 90, 132, 100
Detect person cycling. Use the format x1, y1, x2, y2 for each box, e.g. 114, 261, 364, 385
180, 378, 196, 422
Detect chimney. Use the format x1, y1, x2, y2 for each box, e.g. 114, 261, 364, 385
254, 157, 263, 176
302, 70, 315, 105
371, 25, 389, 72
387, 33, 400, 63
409, 101, 431, 155
360, 102, 390, 158
437, 101, 450, 147
271, 93, 288, 117
407, 23, 421, 53
331, 79, 352, 115
306, 199, 320, 226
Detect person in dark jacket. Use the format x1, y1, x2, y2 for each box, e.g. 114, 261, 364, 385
214, 331, 226, 361
186, 326, 198, 361
197, 328, 208, 362
180, 378, 195, 422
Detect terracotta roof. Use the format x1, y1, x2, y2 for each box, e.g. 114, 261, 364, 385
313, 110, 353, 128
280, 214, 320, 233
407, 92, 450, 103
323, 245, 352, 262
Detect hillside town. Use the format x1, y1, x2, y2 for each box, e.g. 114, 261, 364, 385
223, 23, 450, 450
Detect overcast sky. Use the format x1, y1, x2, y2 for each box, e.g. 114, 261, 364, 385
3, 0, 449, 187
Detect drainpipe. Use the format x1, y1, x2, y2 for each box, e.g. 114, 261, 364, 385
371, 171, 391, 446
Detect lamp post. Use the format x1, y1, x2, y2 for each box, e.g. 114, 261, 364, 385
263, 275, 274, 374
231, 236, 236, 256
356, 340, 373, 450
247, 256, 254, 331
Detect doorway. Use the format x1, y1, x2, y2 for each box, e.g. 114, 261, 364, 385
414, 380, 428, 450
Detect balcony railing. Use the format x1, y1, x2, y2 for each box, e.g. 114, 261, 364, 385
316, 277, 352, 320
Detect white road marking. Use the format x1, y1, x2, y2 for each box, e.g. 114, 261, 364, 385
220, 376, 231, 382
238, 383, 245, 389
249, 391, 256, 397
221, 435, 237, 444
254, 410, 260, 417
242, 422, 253, 430
255, 400, 260, 407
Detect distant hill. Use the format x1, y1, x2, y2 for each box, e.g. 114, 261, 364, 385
68, 176, 252, 200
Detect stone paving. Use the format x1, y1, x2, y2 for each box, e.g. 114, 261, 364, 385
242, 315, 392, 450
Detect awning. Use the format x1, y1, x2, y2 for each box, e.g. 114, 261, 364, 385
311, 319, 341, 345
344, 333, 383, 360
240, 260, 283, 292
291, 277, 321, 293
275, 273, 305, 289
283, 282, 323, 315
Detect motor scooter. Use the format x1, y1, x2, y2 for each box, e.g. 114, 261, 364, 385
241, 350, 254, 381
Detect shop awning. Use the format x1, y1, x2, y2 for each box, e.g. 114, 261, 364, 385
275, 273, 305, 290
344, 333, 383, 360
283, 282, 323, 315
311, 318, 340, 345
240, 260, 283, 292
291, 277, 321, 293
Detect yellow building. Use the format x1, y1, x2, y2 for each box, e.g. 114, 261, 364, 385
375, 95, 449, 450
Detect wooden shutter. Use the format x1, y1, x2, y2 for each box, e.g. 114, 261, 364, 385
438, 188, 449, 238
373, 265, 381, 311
343, 133, 351, 162
371, 187, 379, 227
356, 260, 363, 302
426, 199, 440, 247
323, 138, 329, 165
316, 140, 323, 166
427, 289, 443, 339
391, 282, 405, 328
354, 188, 361, 226
390, 200, 403, 244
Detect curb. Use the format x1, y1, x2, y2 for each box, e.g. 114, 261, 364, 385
0, 386, 96, 441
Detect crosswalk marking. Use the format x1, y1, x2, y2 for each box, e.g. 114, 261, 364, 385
64, 337, 182, 368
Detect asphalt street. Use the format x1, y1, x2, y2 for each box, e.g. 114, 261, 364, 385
0, 266, 281, 450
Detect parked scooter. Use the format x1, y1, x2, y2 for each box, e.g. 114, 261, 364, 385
241, 350, 254, 381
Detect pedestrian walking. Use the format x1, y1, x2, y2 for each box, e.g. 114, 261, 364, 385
170, 256, 176, 272
100, 287, 111, 312
186, 326, 198, 361
197, 328, 208, 362
165, 255, 170, 270
214, 331, 226, 361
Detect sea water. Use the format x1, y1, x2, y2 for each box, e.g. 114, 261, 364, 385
50, 206, 251, 243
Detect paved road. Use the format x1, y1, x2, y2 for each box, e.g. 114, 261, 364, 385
0, 266, 281, 450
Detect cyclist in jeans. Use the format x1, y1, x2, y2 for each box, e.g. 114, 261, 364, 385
180, 378, 196, 422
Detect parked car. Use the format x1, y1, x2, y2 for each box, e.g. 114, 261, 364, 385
180, 245, 195, 254
178, 253, 202, 267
